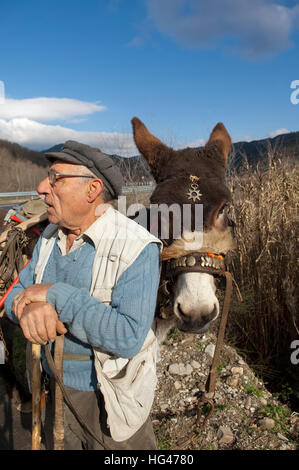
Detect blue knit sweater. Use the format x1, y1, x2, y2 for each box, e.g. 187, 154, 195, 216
5, 234, 161, 391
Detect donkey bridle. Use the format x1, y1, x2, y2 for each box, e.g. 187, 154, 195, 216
165, 251, 227, 279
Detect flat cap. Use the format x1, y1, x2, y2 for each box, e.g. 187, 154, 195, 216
45, 140, 123, 198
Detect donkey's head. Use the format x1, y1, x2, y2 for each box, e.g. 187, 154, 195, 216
131, 117, 235, 334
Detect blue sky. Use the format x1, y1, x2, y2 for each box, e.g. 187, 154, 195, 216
0, 0, 298, 155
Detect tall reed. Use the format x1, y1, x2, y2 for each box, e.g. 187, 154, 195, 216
226, 154, 298, 395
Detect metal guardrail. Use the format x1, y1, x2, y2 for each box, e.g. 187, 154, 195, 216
0, 186, 155, 199
122, 185, 155, 193
0, 191, 38, 198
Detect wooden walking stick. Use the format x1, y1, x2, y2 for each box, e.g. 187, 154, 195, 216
32, 343, 42, 450
53, 334, 65, 450
31, 336, 65, 450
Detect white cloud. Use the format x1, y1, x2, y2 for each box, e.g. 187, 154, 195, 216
268, 128, 290, 138
147, 0, 298, 59
0, 114, 207, 155
232, 136, 252, 143
0, 118, 138, 156
175, 138, 205, 149
187, 138, 206, 148
0, 97, 105, 122
0, 95, 140, 156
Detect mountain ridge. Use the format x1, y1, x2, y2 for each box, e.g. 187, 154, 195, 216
0, 131, 298, 191
42, 130, 299, 170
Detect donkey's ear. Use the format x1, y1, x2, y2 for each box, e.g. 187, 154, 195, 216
131, 117, 167, 166
205, 122, 231, 163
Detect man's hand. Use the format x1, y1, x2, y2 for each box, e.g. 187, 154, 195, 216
19, 302, 67, 345
13, 284, 53, 320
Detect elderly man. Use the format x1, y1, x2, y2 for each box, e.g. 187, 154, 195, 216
4, 140, 162, 450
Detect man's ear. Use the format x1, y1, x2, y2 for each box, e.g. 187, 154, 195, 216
87, 179, 104, 202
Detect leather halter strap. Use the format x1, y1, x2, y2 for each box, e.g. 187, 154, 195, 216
164, 251, 229, 279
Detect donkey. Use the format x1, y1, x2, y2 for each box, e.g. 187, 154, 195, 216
130, 117, 236, 342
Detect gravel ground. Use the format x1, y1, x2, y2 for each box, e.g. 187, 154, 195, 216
151, 329, 299, 451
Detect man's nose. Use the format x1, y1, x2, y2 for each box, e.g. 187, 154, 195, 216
37, 175, 50, 194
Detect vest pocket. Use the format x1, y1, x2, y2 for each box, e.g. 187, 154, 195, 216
113, 350, 157, 428
93, 334, 158, 438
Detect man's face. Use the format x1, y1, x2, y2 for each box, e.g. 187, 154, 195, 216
37, 161, 91, 229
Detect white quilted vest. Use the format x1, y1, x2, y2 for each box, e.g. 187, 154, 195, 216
35, 206, 162, 441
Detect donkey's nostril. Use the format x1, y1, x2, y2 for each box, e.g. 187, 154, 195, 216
176, 302, 219, 323
177, 304, 190, 321
177, 303, 189, 319
208, 303, 219, 322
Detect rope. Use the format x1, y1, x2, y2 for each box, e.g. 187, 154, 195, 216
0, 228, 29, 363
205, 271, 233, 393
0, 228, 28, 288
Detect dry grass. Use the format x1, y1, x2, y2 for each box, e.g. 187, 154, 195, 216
225, 155, 298, 398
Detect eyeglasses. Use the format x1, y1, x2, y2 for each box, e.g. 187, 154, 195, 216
47, 169, 95, 185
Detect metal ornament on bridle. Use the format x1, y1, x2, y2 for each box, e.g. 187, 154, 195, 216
186, 175, 202, 203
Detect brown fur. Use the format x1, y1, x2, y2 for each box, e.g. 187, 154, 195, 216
161, 225, 236, 260
206, 122, 232, 163
131, 118, 232, 234
131, 117, 167, 167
